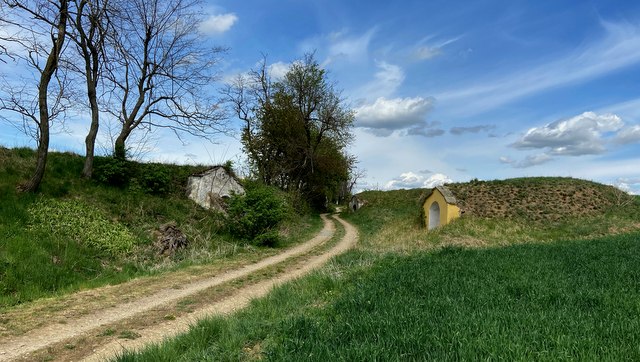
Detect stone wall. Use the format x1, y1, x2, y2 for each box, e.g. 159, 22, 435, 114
186, 167, 245, 210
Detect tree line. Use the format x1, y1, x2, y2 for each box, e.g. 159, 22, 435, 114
0, 0, 358, 208
0, 0, 226, 191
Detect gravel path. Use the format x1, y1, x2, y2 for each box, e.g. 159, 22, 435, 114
0, 213, 358, 361
84, 213, 358, 361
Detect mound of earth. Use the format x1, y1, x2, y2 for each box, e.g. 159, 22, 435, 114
445, 177, 634, 222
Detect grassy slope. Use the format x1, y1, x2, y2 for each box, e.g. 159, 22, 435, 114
0, 147, 321, 308
118, 178, 640, 361
350, 178, 640, 253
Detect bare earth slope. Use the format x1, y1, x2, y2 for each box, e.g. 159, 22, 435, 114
0, 213, 358, 361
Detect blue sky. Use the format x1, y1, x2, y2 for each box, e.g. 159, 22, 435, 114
2, 0, 640, 193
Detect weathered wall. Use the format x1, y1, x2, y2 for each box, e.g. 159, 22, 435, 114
186, 167, 245, 210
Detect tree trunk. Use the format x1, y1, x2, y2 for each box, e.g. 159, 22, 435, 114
20, 0, 69, 192
21, 123, 49, 192
114, 130, 129, 160
82, 84, 99, 178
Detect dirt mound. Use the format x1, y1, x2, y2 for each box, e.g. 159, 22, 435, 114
444, 177, 633, 222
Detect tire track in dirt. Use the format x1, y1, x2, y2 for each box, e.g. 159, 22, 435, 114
0, 214, 339, 361
83, 213, 358, 361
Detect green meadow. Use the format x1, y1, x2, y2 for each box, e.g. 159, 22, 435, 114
117, 180, 640, 361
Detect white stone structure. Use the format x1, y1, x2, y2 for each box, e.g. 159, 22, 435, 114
186, 166, 245, 210
349, 195, 366, 212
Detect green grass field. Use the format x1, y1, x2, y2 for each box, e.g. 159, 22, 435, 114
117, 231, 640, 361
116, 181, 640, 361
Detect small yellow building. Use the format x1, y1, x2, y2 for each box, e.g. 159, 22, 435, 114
423, 185, 461, 230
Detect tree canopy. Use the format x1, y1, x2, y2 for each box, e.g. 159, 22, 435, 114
226, 54, 356, 208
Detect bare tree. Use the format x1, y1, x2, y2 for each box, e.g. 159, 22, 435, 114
68, 0, 112, 178
105, 0, 228, 160
222, 55, 273, 183
67, 0, 110, 178
0, 0, 70, 192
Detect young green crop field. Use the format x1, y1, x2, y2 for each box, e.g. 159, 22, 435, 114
118, 232, 640, 361
117, 180, 640, 361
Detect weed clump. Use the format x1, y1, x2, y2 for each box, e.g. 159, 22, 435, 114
28, 198, 137, 255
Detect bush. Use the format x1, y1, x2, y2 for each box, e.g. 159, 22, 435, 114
226, 183, 289, 246
133, 163, 172, 196
28, 198, 137, 255
94, 157, 130, 187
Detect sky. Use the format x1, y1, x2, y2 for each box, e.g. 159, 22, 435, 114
2, 0, 640, 194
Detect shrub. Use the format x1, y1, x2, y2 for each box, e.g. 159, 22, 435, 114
134, 163, 172, 195
94, 157, 130, 187
28, 198, 137, 255
226, 183, 289, 246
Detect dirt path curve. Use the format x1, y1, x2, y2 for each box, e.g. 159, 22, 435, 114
0, 213, 356, 361
84, 213, 358, 361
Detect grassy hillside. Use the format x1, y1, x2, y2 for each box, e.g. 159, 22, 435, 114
0, 147, 320, 308
119, 177, 640, 361
448, 177, 635, 221
348, 178, 640, 253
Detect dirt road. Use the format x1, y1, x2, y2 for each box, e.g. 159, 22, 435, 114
0, 213, 358, 361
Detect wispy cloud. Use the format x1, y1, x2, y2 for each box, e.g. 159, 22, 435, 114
301, 29, 376, 66
413, 35, 463, 60
615, 125, 640, 144
356, 60, 405, 100
499, 154, 553, 169
437, 21, 640, 116
450, 125, 496, 135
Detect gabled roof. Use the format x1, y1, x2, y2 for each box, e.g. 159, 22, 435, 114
435, 185, 457, 205
191, 165, 226, 178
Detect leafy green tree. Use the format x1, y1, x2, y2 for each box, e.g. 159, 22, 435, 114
225, 54, 355, 208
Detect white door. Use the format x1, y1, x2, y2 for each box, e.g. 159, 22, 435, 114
429, 201, 440, 230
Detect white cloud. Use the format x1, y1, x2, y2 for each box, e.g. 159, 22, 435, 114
437, 21, 640, 116
615, 125, 640, 144
511, 112, 623, 156
384, 172, 453, 190
355, 97, 434, 135
199, 13, 238, 35
499, 154, 553, 168
614, 177, 640, 195
269, 61, 290, 80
